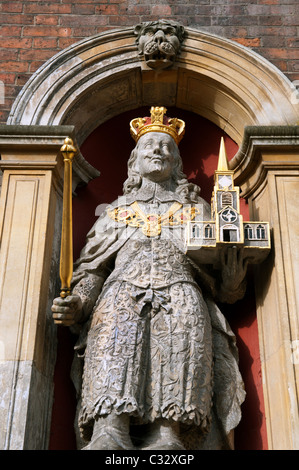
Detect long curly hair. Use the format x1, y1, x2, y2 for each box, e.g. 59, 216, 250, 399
123, 136, 201, 204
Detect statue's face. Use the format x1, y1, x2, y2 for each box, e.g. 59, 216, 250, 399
134, 132, 177, 183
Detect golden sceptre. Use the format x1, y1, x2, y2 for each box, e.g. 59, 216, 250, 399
59, 137, 76, 299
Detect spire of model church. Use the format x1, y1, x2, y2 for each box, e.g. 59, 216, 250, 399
217, 137, 229, 171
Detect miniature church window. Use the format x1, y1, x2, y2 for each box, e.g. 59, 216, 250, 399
221, 192, 233, 207
256, 224, 266, 240
192, 224, 201, 238
244, 224, 253, 239
221, 208, 237, 223
204, 224, 213, 239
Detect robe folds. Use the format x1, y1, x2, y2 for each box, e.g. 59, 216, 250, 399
70, 191, 246, 448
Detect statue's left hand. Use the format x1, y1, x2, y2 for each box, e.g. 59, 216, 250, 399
220, 246, 248, 293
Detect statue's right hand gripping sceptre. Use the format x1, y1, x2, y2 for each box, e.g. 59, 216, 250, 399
52, 137, 83, 326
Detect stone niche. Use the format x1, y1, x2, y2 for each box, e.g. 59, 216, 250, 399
1, 23, 299, 449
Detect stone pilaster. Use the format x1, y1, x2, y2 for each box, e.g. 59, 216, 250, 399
0, 125, 99, 450
233, 126, 299, 450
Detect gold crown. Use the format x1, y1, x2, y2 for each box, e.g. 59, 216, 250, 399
130, 106, 185, 145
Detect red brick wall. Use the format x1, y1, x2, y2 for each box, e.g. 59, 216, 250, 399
0, 0, 299, 124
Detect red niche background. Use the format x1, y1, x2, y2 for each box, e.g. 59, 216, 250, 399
49, 107, 268, 450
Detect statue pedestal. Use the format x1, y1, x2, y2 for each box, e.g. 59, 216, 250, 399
233, 126, 299, 450
0, 125, 98, 450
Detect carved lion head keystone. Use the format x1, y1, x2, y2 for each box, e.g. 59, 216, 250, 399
134, 19, 185, 70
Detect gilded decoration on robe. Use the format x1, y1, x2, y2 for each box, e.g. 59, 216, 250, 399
107, 201, 200, 237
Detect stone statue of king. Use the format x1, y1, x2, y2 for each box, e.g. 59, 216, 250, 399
52, 107, 247, 450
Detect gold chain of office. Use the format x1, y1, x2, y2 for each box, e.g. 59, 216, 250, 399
107, 202, 200, 237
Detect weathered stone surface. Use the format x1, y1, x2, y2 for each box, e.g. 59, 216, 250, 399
7, 27, 299, 147
52, 115, 247, 450
134, 20, 185, 70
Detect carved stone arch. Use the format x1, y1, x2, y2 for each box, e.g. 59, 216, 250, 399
8, 26, 299, 148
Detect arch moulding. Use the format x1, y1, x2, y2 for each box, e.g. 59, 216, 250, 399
7, 25, 299, 148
